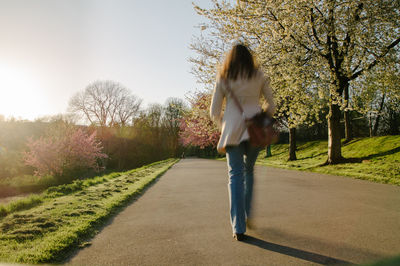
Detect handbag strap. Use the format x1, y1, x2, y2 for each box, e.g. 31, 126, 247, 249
223, 79, 245, 115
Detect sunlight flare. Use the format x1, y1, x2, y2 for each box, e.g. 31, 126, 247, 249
0, 64, 44, 120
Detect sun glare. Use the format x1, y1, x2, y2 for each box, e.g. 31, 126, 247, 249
0, 64, 45, 120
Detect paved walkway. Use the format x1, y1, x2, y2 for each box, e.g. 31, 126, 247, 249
67, 159, 400, 265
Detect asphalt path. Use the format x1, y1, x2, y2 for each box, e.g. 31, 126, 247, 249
67, 158, 400, 265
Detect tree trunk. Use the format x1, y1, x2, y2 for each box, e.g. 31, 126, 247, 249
389, 110, 400, 135
343, 82, 352, 142
327, 102, 344, 164
288, 127, 297, 161
344, 111, 352, 142
265, 145, 272, 158
372, 93, 385, 136
369, 113, 373, 137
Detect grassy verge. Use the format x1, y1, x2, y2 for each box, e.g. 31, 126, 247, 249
215, 135, 399, 185
0, 169, 115, 196
254, 135, 399, 185
0, 168, 147, 218
0, 158, 178, 264
0, 194, 43, 217
364, 255, 400, 266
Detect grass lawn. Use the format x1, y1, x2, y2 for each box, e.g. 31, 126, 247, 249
0, 158, 178, 264
364, 255, 400, 266
255, 135, 400, 185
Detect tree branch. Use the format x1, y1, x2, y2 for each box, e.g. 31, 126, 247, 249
341, 3, 363, 58
310, 8, 324, 49
350, 36, 400, 80
267, 8, 312, 53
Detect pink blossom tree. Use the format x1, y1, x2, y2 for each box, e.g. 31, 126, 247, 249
179, 92, 220, 149
24, 125, 107, 177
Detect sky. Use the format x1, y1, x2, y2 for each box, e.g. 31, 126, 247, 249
0, 0, 213, 121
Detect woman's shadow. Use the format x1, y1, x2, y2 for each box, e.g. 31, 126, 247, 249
242, 235, 353, 265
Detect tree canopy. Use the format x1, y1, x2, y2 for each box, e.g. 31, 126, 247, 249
192, 0, 400, 163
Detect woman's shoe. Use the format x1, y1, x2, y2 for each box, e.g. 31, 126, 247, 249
233, 233, 245, 241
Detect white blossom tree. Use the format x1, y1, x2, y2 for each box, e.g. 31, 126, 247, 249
191, 1, 324, 161
193, 0, 400, 164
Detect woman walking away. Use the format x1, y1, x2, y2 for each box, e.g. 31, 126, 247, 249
210, 44, 276, 241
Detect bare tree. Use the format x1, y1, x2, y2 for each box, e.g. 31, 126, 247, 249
69, 80, 142, 127
115, 94, 142, 126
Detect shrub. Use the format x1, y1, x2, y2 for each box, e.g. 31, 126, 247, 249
179, 92, 220, 149
24, 126, 107, 178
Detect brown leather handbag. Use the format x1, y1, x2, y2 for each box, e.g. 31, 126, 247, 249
225, 82, 279, 148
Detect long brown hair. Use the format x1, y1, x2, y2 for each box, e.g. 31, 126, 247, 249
219, 44, 257, 80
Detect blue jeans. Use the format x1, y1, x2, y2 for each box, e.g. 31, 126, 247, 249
226, 141, 260, 234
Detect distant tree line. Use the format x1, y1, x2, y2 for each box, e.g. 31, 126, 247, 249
0, 80, 187, 185
68, 80, 187, 170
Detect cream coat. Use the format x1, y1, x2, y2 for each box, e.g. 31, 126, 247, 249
210, 70, 276, 153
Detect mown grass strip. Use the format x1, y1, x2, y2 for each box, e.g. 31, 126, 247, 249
0, 160, 172, 218
0, 158, 179, 263
0, 194, 43, 218
254, 135, 400, 185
